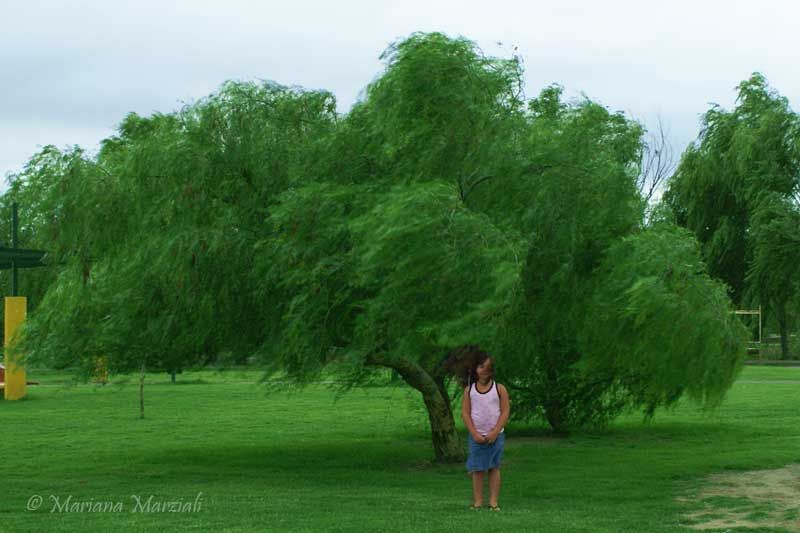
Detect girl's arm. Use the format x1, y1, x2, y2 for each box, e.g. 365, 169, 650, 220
461, 386, 484, 442
488, 384, 511, 441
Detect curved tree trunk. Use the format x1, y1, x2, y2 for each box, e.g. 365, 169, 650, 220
366, 352, 465, 463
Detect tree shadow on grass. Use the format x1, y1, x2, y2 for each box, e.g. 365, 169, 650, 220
132, 440, 458, 479
123, 418, 760, 484
507, 419, 754, 444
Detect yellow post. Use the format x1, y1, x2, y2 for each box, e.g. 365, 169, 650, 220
4, 296, 27, 400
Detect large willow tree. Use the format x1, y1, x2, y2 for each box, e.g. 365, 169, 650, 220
6, 32, 748, 460
254, 33, 747, 449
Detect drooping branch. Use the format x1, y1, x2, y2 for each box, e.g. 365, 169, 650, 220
458, 173, 495, 203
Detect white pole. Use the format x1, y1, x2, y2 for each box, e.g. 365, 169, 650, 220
758, 305, 762, 344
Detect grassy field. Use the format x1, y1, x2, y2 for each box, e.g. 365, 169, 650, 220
3, 366, 800, 532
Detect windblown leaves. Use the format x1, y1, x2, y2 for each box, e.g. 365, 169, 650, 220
581, 225, 748, 414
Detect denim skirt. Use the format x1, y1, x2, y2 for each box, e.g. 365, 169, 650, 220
466, 432, 505, 472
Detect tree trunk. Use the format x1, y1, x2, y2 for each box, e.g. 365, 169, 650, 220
366, 352, 465, 463
541, 354, 571, 434
542, 390, 571, 435
139, 362, 146, 419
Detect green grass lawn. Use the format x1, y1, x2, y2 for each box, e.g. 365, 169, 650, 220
3, 366, 800, 532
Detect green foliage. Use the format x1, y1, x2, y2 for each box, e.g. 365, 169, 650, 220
252, 33, 529, 393
253, 181, 366, 380
665, 73, 800, 308
491, 87, 654, 430
582, 225, 748, 414
0, 146, 87, 339
363, 32, 524, 185
257, 178, 525, 383
9, 81, 336, 376
485, 85, 747, 431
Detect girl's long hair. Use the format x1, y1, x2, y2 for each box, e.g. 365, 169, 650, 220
442, 344, 493, 389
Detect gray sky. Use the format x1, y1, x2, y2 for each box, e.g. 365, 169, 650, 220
2, 0, 799, 193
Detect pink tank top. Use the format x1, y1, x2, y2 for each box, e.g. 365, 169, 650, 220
469, 379, 504, 435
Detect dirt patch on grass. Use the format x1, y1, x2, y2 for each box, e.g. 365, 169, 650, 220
680, 464, 800, 531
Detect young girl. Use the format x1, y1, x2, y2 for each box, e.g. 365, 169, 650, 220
460, 348, 510, 511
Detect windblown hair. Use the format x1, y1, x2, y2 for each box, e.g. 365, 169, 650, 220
442, 344, 493, 389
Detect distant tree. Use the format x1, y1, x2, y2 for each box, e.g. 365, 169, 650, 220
664, 73, 800, 354
747, 193, 800, 358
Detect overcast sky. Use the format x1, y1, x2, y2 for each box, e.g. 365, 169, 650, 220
2, 0, 799, 193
